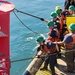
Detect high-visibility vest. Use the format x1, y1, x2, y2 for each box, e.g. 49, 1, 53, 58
40, 44, 57, 54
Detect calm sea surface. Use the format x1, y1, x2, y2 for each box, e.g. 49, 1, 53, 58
8, 0, 65, 75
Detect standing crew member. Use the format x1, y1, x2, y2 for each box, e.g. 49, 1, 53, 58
68, 5, 75, 15
47, 21, 60, 42
50, 12, 60, 31
55, 8, 69, 41
54, 23, 75, 72
36, 36, 59, 75
50, 12, 62, 57
55, 9, 64, 35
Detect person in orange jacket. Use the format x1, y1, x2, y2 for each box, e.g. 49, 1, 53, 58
55, 8, 68, 41
55, 5, 75, 40
54, 23, 75, 73
36, 35, 59, 75
47, 21, 60, 42
43, 11, 61, 32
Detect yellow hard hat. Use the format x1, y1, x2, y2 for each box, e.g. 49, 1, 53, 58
55, 6, 62, 10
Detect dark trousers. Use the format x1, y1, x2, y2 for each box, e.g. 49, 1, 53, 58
65, 51, 74, 71
44, 53, 57, 75
60, 27, 68, 41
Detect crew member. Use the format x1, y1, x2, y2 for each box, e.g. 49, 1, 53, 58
68, 5, 75, 15
55, 6, 62, 10
55, 8, 69, 41
50, 12, 61, 31
54, 23, 75, 72
36, 36, 59, 75
47, 21, 60, 42
43, 12, 61, 31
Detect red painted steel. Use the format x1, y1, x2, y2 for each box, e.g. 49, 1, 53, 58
0, 0, 14, 75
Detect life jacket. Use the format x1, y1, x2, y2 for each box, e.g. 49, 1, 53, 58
40, 44, 57, 54
59, 17, 64, 33
57, 11, 70, 34
47, 28, 60, 42
54, 21, 60, 31
65, 33, 75, 49
61, 10, 70, 21
54, 18, 63, 34
60, 11, 70, 35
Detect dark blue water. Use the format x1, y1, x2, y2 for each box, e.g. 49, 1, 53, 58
8, 0, 65, 75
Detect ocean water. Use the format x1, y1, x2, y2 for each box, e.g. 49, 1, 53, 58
8, 0, 65, 75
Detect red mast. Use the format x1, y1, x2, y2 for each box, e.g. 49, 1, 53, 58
0, 0, 14, 75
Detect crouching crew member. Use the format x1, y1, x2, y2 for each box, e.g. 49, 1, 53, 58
36, 36, 59, 75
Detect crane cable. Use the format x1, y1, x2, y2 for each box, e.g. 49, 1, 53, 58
0, 48, 73, 63
11, 57, 34, 63
13, 11, 40, 34
14, 8, 45, 21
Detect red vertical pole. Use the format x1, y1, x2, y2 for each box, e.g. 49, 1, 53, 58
0, 0, 15, 75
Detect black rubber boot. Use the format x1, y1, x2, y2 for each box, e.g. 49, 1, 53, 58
40, 67, 47, 70
40, 64, 48, 70
51, 70, 55, 75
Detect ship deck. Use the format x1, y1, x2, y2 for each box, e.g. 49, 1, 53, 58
36, 49, 75, 75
